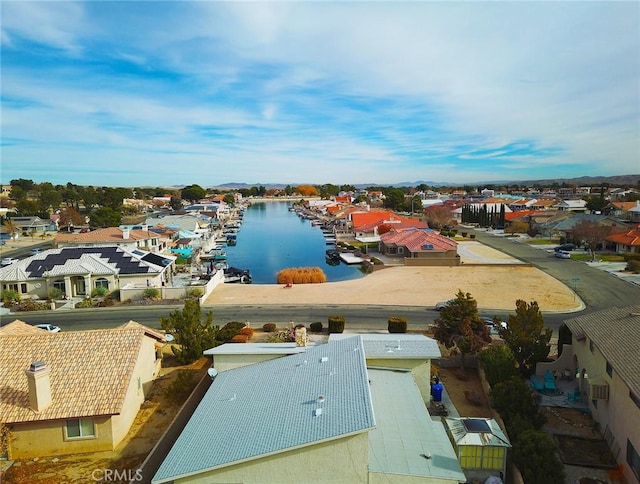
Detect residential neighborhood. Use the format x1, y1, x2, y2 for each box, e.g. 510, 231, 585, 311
1, 177, 639, 484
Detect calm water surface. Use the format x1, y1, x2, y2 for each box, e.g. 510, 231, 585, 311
223, 202, 365, 284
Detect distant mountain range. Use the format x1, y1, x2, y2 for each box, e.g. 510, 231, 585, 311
208, 174, 639, 190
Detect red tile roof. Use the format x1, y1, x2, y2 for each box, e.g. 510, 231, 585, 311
606, 226, 640, 247
380, 228, 457, 252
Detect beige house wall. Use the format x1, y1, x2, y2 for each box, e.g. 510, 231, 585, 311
213, 353, 283, 372
111, 336, 162, 446
367, 359, 431, 403
177, 433, 369, 484
9, 416, 114, 459
571, 337, 640, 484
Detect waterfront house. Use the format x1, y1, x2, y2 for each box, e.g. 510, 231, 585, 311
605, 225, 640, 254
0, 320, 166, 459
0, 245, 175, 300
55, 226, 169, 253
379, 228, 460, 266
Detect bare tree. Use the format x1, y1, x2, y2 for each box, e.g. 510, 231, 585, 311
570, 220, 615, 260
424, 205, 454, 229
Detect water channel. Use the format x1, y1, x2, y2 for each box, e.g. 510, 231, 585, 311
223, 202, 365, 284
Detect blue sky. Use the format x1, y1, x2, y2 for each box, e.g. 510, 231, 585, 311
1, 1, 639, 187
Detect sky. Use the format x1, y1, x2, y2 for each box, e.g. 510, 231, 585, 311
1, 1, 639, 188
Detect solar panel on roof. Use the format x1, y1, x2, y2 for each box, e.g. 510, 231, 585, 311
462, 418, 491, 433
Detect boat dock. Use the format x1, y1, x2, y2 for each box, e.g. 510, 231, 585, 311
339, 252, 365, 264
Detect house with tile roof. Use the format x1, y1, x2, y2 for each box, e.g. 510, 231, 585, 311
379, 228, 460, 266
55, 226, 169, 253
0, 246, 175, 301
153, 336, 466, 484
606, 225, 640, 254
537, 306, 640, 484
0, 320, 167, 459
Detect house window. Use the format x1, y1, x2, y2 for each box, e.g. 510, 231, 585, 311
6, 283, 18, 293
66, 418, 95, 439
398, 247, 404, 254
630, 391, 640, 410
53, 279, 66, 293
606, 361, 613, 378
95, 278, 109, 289
20, 283, 27, 293
628, 440, 640, 481
589, 340, 595, 353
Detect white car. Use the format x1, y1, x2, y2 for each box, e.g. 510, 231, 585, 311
1, 257, 19, 266
35, 324, 61, 333
555, 251, 571, 259
435, 299, 455, 310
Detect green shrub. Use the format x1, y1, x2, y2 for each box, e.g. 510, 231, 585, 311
461, 231, 468, 238
91, 286, 109, 297
187, 288, 204, 299
309, 322, 323, 333
479, 344, 518, 387
48, 287, 62, 300
262, 323, 277, 333
623, 253, 640, 261
1, 290, 21, 306
387, 316, 407, 333
470, 234, 476, 239
328, 315, 345, 334
143, 288, 161, 300
218, 321, 246, 342
626, 259, 640, 274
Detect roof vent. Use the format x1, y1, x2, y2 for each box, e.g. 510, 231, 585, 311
314, 408, 323, 417
321, 356, 328, 363
317, 395, 325, 404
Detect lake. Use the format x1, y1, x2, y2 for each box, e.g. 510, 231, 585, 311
223, 202, 365, 284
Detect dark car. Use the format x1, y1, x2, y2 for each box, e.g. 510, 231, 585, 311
554, 243, 575, 252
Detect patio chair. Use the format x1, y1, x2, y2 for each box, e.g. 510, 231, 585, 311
529, 375, 544, 391
544, 371, 557, 391
566, 389, 582, 403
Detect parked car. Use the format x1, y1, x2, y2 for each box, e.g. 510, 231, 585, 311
35, 324, 61, 333
555, 250, 571, 259
482, 316, 508, 334
435, 299, 455, 311
554, 243, 575, 252
1, 257, 19, 266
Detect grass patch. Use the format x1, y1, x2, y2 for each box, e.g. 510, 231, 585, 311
571, 254, 626, 262
527, 238, 557, 245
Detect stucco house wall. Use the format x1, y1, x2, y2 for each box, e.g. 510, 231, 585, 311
569, 337, 640, 484
176, 433, 369, 484
9, 416, 114, 458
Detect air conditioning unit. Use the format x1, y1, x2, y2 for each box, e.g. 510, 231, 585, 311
590, 382, 609, 400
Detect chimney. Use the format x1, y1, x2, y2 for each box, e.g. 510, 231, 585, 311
122, 228, 130, 239
24, 361, 53, 412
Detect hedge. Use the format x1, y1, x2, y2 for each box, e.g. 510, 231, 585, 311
328, 315, 345, 334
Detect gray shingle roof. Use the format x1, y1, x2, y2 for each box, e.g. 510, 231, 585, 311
152, 336, 375, 483
329, 333, 441, 359
564, 305, 640, 395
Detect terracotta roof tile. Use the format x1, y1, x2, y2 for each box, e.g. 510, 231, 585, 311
0, 325, 149, 423
380, 228, 457, 252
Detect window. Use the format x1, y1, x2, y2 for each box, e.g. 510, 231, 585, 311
66, 418, 95, 439
6, 283, 18, 292
53, 280, 66, 293
606, 361, 613, 378
20, 283, 27, 293
628, 440, 640, 481
95, 278, 109, 289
